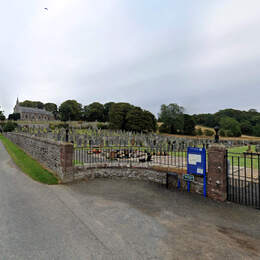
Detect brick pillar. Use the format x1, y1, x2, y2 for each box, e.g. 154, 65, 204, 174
207, 144, 227, 201
60, 143, 74, 182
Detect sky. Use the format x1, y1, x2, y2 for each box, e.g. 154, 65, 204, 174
1, 0, 260, 117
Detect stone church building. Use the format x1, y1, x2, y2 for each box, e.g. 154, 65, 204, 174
14, 99, 54, 121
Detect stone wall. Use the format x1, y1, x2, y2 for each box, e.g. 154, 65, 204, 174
4, 133, 227, 201
74, 166, 205, 195
4, 132, 74, 182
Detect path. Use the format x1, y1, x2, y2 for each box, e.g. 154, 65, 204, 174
0, 141, 260, 259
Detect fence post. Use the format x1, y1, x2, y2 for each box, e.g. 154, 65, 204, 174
60, 143, 74, 182
207, 144, 227, 201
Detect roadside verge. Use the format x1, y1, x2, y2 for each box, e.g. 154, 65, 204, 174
0, 134, 59, 184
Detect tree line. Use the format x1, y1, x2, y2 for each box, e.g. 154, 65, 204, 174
4, 100, 260, 137
194, 108, 260, 137
7, 100, 157, 133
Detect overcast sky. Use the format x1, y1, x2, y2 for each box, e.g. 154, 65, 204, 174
1, 0, 260, 117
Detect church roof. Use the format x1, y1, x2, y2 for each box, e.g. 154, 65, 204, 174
17, 105, 53, 115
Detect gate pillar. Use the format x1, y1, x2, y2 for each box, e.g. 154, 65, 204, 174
207, 144, 227, 201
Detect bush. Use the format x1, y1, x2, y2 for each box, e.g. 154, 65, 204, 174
3, 122, 18, 132
204, 129, 214, 136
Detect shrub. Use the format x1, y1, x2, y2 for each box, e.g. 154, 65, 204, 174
3, 122, 18, 132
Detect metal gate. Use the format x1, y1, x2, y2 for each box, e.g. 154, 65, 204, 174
226, 151, 260, 209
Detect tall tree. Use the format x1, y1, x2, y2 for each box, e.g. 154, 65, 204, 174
104, 102, 115, 122
45, 103, 58, 119
143, 110, 157, 132
45, 103, 57, 113
183, 114, 195, 135
59, 100, 82, 121
109, 103, 133, 130
219, 116, 241, 137
240, 120, 253, 135
158, 104, 184, 134
84, 102, 105, 122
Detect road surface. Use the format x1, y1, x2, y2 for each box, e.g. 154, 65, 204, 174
0, 141, 260, 259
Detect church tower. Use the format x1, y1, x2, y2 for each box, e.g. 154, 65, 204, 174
14, 98, 20, 113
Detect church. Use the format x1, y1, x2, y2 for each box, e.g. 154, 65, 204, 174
14, 99, 54, 121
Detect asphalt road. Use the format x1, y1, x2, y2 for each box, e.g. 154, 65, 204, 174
0, 141, 260, 259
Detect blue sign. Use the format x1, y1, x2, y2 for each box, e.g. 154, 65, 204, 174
187, 147, 207, 197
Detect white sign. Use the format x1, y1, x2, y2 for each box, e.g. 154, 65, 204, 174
197, 168, 203, 174
188, 154, 201, 165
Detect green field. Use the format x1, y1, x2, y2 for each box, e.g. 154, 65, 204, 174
0, 135, 59, 184
227, 145, 259, 169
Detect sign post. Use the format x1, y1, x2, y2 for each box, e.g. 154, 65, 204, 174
187, 147, 207, 197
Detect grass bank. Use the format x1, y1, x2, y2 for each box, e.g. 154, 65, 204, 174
0, 135, 58, 184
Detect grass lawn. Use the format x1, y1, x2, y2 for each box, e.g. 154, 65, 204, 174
228, 145, 256, 153
0, 135, 59, 185
227, 145, 260, 169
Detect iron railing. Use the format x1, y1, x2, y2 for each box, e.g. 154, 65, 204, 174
74, 146, 188, 170
226, 151, 260, 209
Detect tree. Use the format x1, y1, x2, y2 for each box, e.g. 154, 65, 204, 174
59, 100, 82, 121
143, 110, 157, 132
34, 101, 44, 109
20, 100, 44, 109
8, 113, 20, 121
240, 120, 253, 135
45, 103, 57, 113
219, 116, 241, 137
253, 124, 260, 137
124, 107, 157, 132
0, 108, 5, 121
219, 129, 226, 137
215, 109, 247, 123
183, 114, 195, 135
125, 107, 145, 132
248, 109, 258, 113
158, 104, 184, 134
250, 115, 260, 126
19, 100, 34, 107
84, 102, 105, 122
104, 102, 115, 122
109, 103, 134, 130
3, 122, 17, 132
193, 113, 217, 128
45, 103, 58, 120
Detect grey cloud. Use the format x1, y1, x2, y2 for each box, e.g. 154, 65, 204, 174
1, 0, 260, 117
